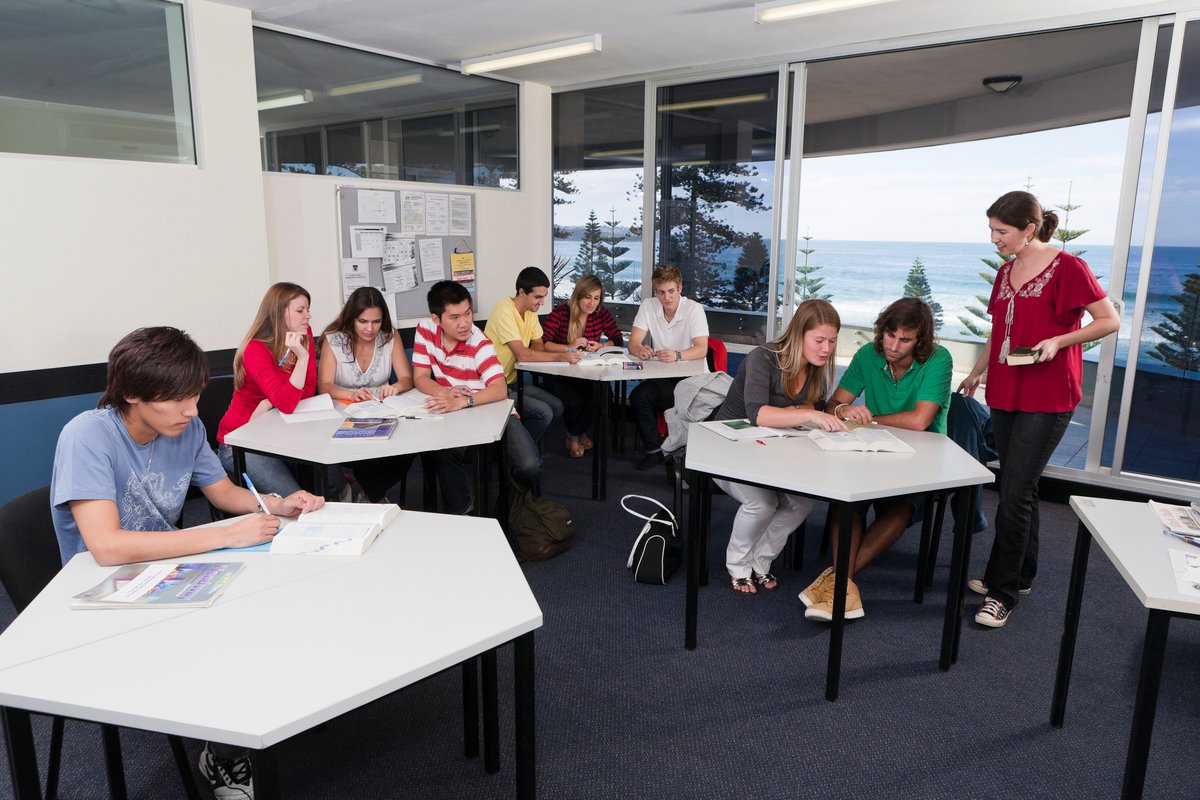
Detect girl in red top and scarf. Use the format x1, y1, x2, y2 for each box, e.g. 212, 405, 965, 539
960, 191, 1118, 629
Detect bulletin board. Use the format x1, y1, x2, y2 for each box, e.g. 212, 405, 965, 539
336, 186, 478, 321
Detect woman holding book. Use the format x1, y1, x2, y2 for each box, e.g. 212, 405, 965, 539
540, 275, 625, 458
317, 287, 414, 502
711, 299, 848, 594
217, 282, 317, 496
959, 190, 1118, 628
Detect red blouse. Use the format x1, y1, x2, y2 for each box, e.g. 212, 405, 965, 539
217, 328, 317, 443
984, 252, 1106, 413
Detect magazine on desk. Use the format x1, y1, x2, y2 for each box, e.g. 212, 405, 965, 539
72, 562, 244, 610
807, 426, 914, 453
700, 419, 810, 441
331, 417, 398, 440
1149, 500, 1200, 538
270, 502, 400, 555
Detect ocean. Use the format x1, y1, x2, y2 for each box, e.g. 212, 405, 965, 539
553, 238, 1200, 370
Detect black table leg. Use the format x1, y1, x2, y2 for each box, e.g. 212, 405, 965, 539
592, 381, 605, 501
1051, 521, 1092, 728
685, 469, 706, 650
514, 632, 536, 800
949, 488, 976, 665
462, 658, 479, 758
251, 746, 280, 800
1122, 610, 1170, 800
700, 480, 713, 587
232, 447, 247, 487
940, 485, 976, 670
100, 723, 128, 800
2, 707, 41, 800
482, 649, 500, 774
825, 501, 856, 701
914, 493, 935, 604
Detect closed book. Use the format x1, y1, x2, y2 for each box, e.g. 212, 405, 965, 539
1005, 346, 1042, 366
72, 562, 244, 610
332, 417, 398, 440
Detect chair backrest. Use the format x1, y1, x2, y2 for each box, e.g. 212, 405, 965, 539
0, 486, 63, 613
706, 338, 728, 373
197, 375, 235, 451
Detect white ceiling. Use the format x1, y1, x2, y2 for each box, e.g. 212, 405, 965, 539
220, 0, 1175, 88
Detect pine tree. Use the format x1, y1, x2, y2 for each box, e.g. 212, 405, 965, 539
902, 257, 943, 331
552, 172, 578, 240
729, 232, 770, 311
1054, 182, 1088, 257
957, 250, 1006, 339
1149, 270, 1200, 375
795, 233, 829, 301
595, 209, 639, 301
573, 209, 603, 276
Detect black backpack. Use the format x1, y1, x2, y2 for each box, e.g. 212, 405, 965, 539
622, 495, 681, 585
507, 479, 574, 559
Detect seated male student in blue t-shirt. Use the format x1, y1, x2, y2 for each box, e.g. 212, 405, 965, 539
51, 326, 324, 800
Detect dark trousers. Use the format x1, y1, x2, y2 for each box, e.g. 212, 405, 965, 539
541, 374, 596, 437
983, 408, 1071, 608
630, 377, 682, 451
347, 455, 414, 503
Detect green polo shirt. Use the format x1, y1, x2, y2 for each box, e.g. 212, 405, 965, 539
837, 342, 953, 434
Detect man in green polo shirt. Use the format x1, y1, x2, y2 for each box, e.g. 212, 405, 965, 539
799, 297, 953, 623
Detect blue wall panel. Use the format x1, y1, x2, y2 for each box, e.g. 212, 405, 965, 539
0, 393, 100, 504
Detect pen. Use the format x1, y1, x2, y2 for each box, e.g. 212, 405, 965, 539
243, 473, 272, 515
755, 439, 767, 446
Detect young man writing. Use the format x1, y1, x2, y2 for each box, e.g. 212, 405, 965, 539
799, 297, 953, 622
484, 266, 580, 448
627, 265, 709, 469
51, 325, 324, 800
412, 280, 543, 507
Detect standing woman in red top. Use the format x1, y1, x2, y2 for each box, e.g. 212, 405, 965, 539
540, 275, 624, 457
216, 282, 317, 496
960, 191, 1118, 628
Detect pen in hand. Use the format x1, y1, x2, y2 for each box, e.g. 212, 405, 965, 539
242, 473, 272, 515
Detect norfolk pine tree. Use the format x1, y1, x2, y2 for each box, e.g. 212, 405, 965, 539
903, 257, 944, 331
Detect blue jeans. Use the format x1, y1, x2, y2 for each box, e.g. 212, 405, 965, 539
504, 415, 542, 488
510, 383, 563, 442
982, 409, 1072, 608
218, 442, 301, 496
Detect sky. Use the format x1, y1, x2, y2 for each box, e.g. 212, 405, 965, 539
554, 113, 1199, 247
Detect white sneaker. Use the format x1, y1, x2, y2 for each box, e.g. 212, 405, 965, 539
198, 743, 254, 800
967, 579, 1031, 596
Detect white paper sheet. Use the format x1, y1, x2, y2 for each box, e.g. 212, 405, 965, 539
401, 191, 426, 235
383, 263, 418, 293
382, 235, 416, 267
419, 238, 445, 281
448, 194, 473, 236
357, 189, 396, 223
341, 259, 370, 301
349, 225, 386, 258
1169, 549, 1200, 598
425, 193, 449, 236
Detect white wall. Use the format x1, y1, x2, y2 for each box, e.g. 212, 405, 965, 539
0, 0, 270, 372
261, 82, 553, 330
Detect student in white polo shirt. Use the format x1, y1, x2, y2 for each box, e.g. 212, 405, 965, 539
627, 265, 709, 469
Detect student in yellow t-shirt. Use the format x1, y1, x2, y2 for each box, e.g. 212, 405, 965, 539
485, 267, 581, 448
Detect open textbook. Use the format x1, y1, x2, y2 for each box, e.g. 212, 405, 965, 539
72, 562, 244, 609
345, 389, 441, 420
270, 502, 400, 555
700, 419, 810, 441
807, 426, 914, 453
577, 346, 638, 368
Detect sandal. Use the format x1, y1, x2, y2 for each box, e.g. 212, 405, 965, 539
566, 437, 585, 458
731, 577, 757, 595
751, 571, 778, 591
580, 433, 594, 451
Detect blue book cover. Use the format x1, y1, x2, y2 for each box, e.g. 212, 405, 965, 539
332, 416, 398, 440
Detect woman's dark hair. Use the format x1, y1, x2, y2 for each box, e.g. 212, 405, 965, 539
873, 297, 936, 364
321, 287, 394, 356
426, 280, 472, 317
987, 190, 1059, 243
99, 327, 209, 414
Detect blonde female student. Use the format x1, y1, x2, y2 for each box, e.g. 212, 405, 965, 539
318, 287, 415, 502
710, 299, 849, 594
216, 282, 317, 496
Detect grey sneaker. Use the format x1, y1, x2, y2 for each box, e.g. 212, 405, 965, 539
967, 579, 1031, 596
198, 743, 254, 800
974, 596, 1011, 628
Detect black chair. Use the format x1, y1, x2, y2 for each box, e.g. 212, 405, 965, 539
0, 486, 200, 800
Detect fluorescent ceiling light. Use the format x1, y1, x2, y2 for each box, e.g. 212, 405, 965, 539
658, 93, 771, 112
755, 0, 901, 23
460, 34, 600, 75
257, 90, 312, 111
326, 74, 422, 97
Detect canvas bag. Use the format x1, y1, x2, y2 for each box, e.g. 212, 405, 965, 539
661, 371, 735, 455
623, 495, 681, 585
508, 478, 574, 553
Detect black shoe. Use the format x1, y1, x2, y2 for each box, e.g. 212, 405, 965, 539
637, 450, 664, 470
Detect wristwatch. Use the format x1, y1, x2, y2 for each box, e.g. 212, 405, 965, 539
466, 394, 475, 408
675, 350, 683, 362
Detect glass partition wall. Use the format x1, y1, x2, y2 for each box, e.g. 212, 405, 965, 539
551, 11, 1198, 496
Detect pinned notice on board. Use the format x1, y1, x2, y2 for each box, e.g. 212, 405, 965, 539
450, 240, 475, 283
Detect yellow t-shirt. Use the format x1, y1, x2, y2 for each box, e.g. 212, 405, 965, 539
484, 297, 543, 384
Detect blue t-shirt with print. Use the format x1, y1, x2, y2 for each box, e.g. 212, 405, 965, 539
51, 408, 227, 564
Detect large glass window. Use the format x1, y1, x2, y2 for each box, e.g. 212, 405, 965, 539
656, 74, 779, 344
255, 29, 519, 188
552, 83, 645, 308
0, 0, 195, 164
793, 23, 1142, 468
